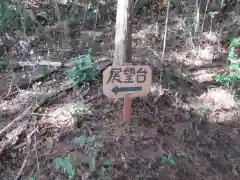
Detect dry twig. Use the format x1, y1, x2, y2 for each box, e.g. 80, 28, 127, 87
13, 155, 29, 180
0, 85, 12, 100
33, 116, 40, 173
160, 0, 170, 88
0, 105, 33, 137
0, 82, 74, 138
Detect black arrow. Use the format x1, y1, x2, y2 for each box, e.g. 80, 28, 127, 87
112, 86, 142, 94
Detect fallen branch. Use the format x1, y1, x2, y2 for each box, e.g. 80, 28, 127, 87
12, 142, 28, 150
0, 89, 19, 101
0, 85, 12, 100
0, 89, 74, 154
0, 68, 61, 101
2, 56, 111, 69
12, 60, 62, 67
2, 57, 111, 94
0, 124, 27, 154
18, 68, 60, 90
33, 116, 40, 173
0, 82, 74, 138
14, 155, 28, 180
0, 105, 33, 137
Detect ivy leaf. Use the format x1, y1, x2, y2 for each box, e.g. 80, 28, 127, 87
54, 156, 76, 180
72, 135, 96, 144
159, 155, 176, 165
208, 11, 219, 18
229, 63, 239, 71
229, 38, 240, 48
228, 51, 238, 59
73, 103, 91, 115
64, 156, 76, 179
167, 158, 176, 165
55, 157, 66, 169
103, 159, 113, 166
175, 151, 187, 157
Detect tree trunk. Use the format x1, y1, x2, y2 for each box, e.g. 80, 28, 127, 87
114, 0, 133, 122
114, 0, 133, 65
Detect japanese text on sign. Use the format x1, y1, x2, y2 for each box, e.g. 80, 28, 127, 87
103, 65, 152, 98
106, 67, 147, 84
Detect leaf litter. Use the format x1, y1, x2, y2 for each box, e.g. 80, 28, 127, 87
0, 0, 240, 180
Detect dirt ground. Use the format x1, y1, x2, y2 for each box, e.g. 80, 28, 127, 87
0, 0, 240, 180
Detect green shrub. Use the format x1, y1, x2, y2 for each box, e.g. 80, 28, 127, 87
0, 0, 22, 32
214, 38, 240, 86
68, 49, 99, 86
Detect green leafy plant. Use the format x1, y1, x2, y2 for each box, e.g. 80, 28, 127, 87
103, 159, 113, 166
101, 159, 113, 180
159, 154, 176, 165
229, 38, 240, 48
72, 103, 92, 128
208, 12, 219, 18
72, 135, 96, 144
68, 49, 98, 86
214, 38, 240, 85
55, 155, 76, 180
87, 147, 113, 178
175, 151, 187, 158
228, 50, 238, 59
55, 134, 113, 179
73, 103, 91, 115
29, 176, 35, 180
71, 135, 98, 173
0, 0, 22, 32
215, 63, 240, 85
56, 135, 98, 179
228, 38, 240, 60
156, 151, 186, 166
0, 0, 37, 33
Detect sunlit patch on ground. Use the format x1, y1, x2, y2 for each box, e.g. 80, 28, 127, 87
40, 103, 92, 128
190, 69, 216, 82
199, 87, 236, 111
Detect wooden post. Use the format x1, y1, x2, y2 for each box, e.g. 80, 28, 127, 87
114, 0, 133, 121
114, 0, 133, 65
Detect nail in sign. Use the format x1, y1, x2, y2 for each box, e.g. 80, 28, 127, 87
103, 65, 152, 98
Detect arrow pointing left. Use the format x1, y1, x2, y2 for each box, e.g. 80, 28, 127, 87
112, 86, 142, 94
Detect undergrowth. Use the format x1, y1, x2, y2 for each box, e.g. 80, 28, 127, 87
0, 0, 43, 35
214, 38, 240, 86
156, 151, 186, 166
0, 0, 22, 33
54, 135, 113, 180
68, 49, 98, 86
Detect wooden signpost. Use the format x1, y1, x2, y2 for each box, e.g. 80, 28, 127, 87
103, 65, 152, 98
102, 0, 152, 121
103, 65, 152, 121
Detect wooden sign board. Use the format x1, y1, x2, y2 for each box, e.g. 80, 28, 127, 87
103, 65, 152, 98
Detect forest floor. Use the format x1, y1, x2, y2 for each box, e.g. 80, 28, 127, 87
0, 0, 240, 180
